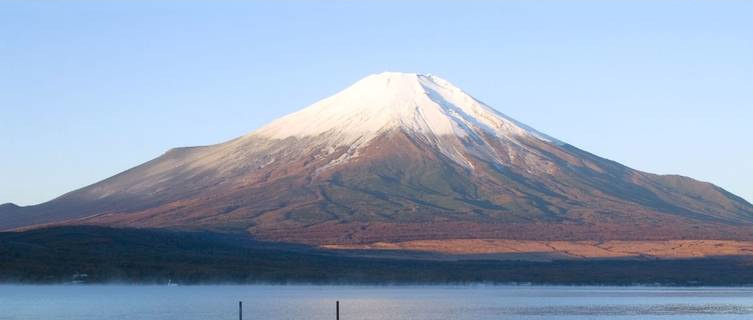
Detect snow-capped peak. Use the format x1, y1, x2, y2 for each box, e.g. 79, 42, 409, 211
253, 72, 560, 148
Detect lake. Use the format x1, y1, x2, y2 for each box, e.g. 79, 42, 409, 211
2, 285, 753, 320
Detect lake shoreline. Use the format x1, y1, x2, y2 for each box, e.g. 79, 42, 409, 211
4, 226, 753, 287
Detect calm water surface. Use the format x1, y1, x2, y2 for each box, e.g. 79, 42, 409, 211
2, 285, 753, 320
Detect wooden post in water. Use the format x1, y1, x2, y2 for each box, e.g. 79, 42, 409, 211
336, 300, 339, 320
239, 301, 243, 320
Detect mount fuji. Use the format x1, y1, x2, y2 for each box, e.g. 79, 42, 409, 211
2, 72, 752, 245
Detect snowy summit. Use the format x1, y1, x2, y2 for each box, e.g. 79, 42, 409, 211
253, 72, 559, 148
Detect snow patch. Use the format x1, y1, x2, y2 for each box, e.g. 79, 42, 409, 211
251, 72, 563, 168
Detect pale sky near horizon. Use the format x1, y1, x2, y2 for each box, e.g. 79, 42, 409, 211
1, 1, 752, 205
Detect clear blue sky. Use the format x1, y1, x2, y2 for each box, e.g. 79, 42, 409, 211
1, 1, 752, 205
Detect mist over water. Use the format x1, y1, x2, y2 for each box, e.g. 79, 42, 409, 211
2, 285, 753, 320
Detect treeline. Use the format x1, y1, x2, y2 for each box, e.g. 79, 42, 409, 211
2, 226, 753, 285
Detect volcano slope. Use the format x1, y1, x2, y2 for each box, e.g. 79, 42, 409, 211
1, 72, 752, 253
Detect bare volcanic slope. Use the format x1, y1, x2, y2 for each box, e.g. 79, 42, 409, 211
2, 72, 752, 244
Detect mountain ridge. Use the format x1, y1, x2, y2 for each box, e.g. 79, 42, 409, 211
2, 72, 752, 245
